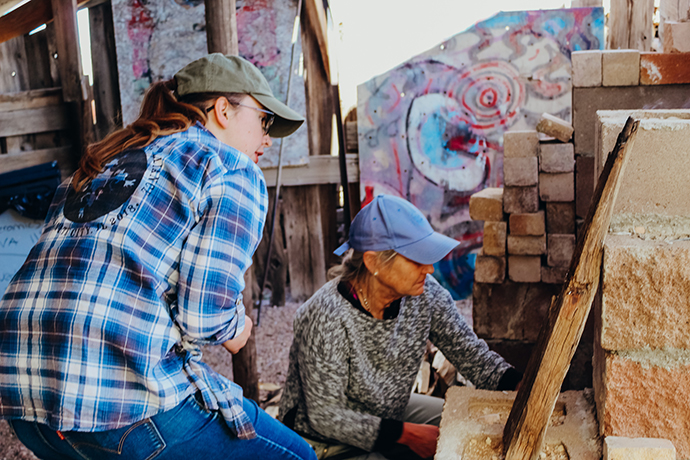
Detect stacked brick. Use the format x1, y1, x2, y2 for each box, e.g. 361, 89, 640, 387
471, 124, 576, 286
594, 111, 690, 459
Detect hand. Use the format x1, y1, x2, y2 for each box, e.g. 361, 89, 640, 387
222, 315, 253, 354
397, 422, 439, 459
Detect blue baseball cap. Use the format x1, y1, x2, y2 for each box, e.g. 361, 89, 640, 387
334, 195, 460, 264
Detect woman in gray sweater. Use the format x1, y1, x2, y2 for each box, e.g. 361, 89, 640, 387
278, 195, 521, 460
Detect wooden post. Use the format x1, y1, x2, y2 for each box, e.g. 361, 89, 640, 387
608, 0, 655, 51
204, 0, 238, 55
232, 267, 259, 403
89, 1, 122, 140
51, 0, 92, 157
502, 117, 640, 460
660, 0, 690, 51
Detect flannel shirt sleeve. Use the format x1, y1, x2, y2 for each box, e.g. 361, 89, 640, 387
174, 166, 267, 345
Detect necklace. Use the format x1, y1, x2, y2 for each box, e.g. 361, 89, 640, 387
357, 288, 372, 313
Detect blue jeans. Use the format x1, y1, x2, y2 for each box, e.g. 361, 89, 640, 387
9, 393, 316, 460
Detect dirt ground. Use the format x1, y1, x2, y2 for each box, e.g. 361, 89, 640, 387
0, 300, 302, 460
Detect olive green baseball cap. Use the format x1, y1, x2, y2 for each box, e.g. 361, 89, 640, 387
174, 53, 304, 138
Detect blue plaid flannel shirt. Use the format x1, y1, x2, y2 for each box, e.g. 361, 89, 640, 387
0, 123, 266, 439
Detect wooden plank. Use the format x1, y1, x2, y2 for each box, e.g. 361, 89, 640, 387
345, 120, 358, 153
0, 0, 52, 44
319, 183, 340, 272
23, 25, 55, 89
0, 35, 30, 93
283, 185, 327, 302
660, 0, 690, 52
303, 0, 330, 81
571, 0, 603, 6
502, 117, 640, 460
0, 87, 62, 111
89, 1, 122, 140
608, 0, 655, 51
0, 146, 77, 179
0, 105, 70, 137
232, 267, 260, 403
261, 154, 358, 186
301, 0, 334, 157
204, 0, 238, 55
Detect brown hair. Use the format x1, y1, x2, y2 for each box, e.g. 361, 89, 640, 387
72, 78, 244, 190
328, 248, 398, 284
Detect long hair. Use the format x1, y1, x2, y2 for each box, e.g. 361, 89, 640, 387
72, 78, 243, 190
328, 248, 398, 284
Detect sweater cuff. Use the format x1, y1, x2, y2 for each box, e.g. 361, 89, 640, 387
373, 419, 404, 450
497, 367, 523, 391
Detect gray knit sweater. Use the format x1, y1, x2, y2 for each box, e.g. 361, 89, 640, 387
278, 275, 511, 452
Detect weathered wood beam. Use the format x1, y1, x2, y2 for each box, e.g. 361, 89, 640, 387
0, 0, 91, 45
204, 0, 238, 55
0, 105, 70, 136
502, 117, 640, 460
303, 0, 329, 82
608, 0, 655, 51
261, 154, 358, 186
0, 146, 76, 179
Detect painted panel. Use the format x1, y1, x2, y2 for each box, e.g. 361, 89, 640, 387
357, 8, 604, 299
111, 0, 309, 167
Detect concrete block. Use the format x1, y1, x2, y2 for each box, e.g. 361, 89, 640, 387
539, 172, 574, 202
640, 52, 690, 85
504, 157, 538, 186
503, 130, 539, 158
573, 86, 690, 155
503, 186, 539, 214
601, 234, 690, 350
663, 21, 690, 54
576, 155, 595, 218
436, 387, 601, 460
469, 187, 504, 221
508, 255, 541, 282
536, 113, 574, 142
509, 211, 545, 236
473, 281, 559, 342
604, 436, 676, 460
594, 345, 690, 460
474, 252, 506, 284
547, 234, 576, 267
539, 143, 575, 173
542, 265, 568, 284
595, 111, 690, 238
482, 221, 506, 256
572, 50, 603, 87
507, 235, 546, 255
546, 202, 576, 234
602, 50, 640, 86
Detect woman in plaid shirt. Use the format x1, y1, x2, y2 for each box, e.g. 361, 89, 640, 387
0, 54, 316, 460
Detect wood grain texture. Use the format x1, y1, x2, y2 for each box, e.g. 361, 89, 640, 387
0, 146, 76, 179
608, 0, 655, 51
659, 0, 690, 50
503, 117, 640, 460
204, 0, 238, 55
0, 105, 70, 137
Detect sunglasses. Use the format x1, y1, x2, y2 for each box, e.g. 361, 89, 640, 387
205, 102, 275, 135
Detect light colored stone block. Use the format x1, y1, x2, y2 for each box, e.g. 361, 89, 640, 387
593, 345, 690, 460
604, 436, 676, 460
595, 111, 690, 238
572, 50, 602, 87
508, 255, 541, 282
539, 172, 574, 202
536, 113, 574, 142
436, 387, 600, 460
509, 211, 544, 236
640, 52, 690, 85
539, 143, 575, 173
602, 50, 640, 86
601, 234, 690, 350
547, 234, 576, 267
663, 21, 690, 54
507, 235, 546, 255
474, 252, 505, 284
503, 130, 539, 158
482, 221, 506, 256
469, 187, 504, 221
504, 157, 538, 186
503, 186, 539, 214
